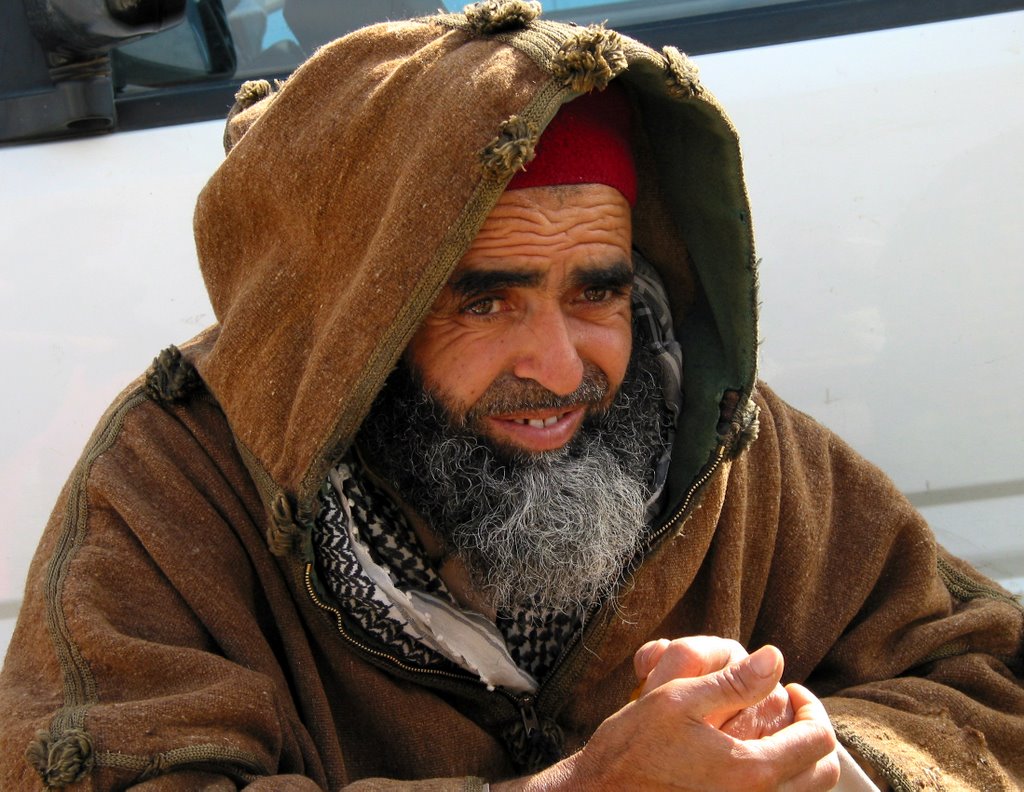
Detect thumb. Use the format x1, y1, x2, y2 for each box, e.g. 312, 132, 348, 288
688, 644, 784, 723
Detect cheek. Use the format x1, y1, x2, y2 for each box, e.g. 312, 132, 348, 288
606, 328, 634, 390
578, 313, 633, 391
406, 325, 511, 406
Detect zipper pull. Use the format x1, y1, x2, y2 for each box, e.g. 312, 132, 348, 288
519, 696, 540, 738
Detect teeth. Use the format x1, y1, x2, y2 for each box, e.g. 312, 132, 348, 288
510, 413, 564, 427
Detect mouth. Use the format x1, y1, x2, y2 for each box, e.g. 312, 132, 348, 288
483, 407, 587, 452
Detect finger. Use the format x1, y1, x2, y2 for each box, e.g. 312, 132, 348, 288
720, 683, 794, 738
632, 639, 671, 701
633, 638, 670, 681
778, 750, 842, 792
636, 636, 749, 699
664, 644, 784, 723
785, 682, 836, 733
750, 684, 837, 782
665, 635, 747, 677
749, 718, 837, 786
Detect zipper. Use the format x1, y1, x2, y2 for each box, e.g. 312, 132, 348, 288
303, 562, 477, 683
644, 443, 727, 553
517, 694, 540, 737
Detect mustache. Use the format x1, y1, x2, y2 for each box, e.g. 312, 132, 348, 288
463, 364, 610, 422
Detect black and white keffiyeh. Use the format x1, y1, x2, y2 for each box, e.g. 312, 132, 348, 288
313, 460, 451, 669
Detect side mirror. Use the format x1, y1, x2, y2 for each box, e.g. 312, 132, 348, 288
24, 0, 186, 55
0, 0, 217, 143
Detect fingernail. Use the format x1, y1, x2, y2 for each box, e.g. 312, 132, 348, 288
750, 646, 777, 678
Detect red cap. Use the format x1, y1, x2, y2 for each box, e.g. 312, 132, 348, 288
506, 83, 636, 205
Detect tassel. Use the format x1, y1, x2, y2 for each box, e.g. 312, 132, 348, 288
25, 729, 94, 788
464, 0, 541, 34
146, 345, 201, 404
551, 25, 627, 93
480, 115, 539, 181
662, 45, 702, 99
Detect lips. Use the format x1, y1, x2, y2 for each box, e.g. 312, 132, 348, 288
483, 407, 587, 452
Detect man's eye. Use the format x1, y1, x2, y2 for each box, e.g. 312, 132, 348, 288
583, 287, 614, 302
464, 297, 499, 315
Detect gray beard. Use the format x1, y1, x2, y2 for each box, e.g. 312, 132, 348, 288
357, 346, 670, 613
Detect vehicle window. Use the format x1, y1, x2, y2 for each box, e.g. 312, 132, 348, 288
111, 0, 677, 93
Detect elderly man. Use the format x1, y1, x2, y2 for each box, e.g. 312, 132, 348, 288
2, 4, 1022, 790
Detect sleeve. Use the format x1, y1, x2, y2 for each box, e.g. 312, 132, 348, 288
823, 547, 1024, 791
745, 384, 1024, 791
0, 390, 338, 790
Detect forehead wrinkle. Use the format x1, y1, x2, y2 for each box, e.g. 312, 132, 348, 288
471, 202, 630, 250
468, 226, 624, 256
448, 184, 634, 293
472, 207, 628, 239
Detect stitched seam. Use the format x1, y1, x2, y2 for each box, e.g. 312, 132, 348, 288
434, 16, 561, 71
937, 556, 1024, 612
918, 640, 971, 665
97, 745, 267, 783
46, 387, 149, 736
834, 722, 916, 792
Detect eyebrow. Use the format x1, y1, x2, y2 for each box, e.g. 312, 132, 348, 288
448, 269, 541, 297
568, 260, 634, 292
448, 260, 634, 298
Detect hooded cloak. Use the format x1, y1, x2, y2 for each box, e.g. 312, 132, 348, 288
2, 4, 1021, 790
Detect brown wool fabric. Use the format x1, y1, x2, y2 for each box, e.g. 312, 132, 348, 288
2, 7, 1022, 791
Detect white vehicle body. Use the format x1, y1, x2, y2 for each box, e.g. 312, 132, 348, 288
2, 8, 1022, 658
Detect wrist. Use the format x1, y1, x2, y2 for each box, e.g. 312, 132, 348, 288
491, 751, 587, 792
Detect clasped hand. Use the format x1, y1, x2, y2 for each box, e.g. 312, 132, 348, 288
504, 636, 840, 791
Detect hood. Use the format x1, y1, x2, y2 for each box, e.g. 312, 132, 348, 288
191, 2, 758, 528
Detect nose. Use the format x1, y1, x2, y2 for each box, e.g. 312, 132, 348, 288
511, 303, 585, 396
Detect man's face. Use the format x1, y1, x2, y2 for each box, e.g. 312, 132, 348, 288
405, 183, 634, 454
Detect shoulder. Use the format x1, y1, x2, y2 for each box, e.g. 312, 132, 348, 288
48, 341, 262, 577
